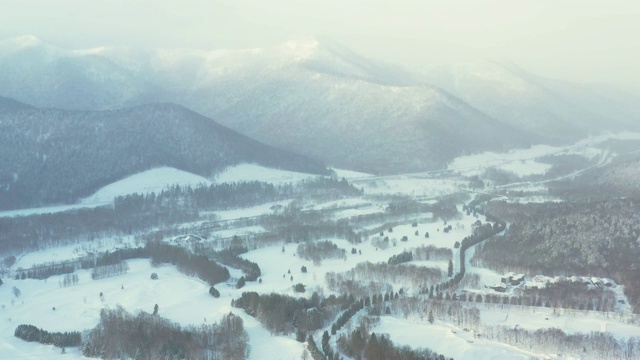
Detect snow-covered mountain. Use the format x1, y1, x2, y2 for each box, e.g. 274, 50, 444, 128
2, 36, 636, 173
424, 60, 640, 141
0, 96, 328, 210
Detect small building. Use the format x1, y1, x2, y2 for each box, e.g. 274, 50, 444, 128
501, 272, 515, 284
489, 284, 507, 293
511, 274, 525, 286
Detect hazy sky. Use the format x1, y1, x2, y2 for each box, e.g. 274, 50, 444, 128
1, 0, 639, 95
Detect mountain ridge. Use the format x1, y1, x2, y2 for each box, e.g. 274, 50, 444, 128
1, 35, 636, 174
0, 97, 329, 210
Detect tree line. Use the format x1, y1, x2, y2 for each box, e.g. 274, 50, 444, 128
14, 324, 81, 349
81, 306, 249, 359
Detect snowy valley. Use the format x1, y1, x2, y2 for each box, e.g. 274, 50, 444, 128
3, 130, 640, 359
1, 12, 640, 359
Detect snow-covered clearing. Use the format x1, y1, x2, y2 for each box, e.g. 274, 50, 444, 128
81, 167, 212, 204
215, 164, 319, 185
448, 131, 640, 178
203, 200, 293, 221
375, 317, 548, 360
331, 168, 374, 180
11, 236, 139, 270
0, 202, 110, 218
477, 305, 640, 341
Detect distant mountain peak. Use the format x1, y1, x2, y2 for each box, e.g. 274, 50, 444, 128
277, 37, 321, 62
0, 34, 44, 51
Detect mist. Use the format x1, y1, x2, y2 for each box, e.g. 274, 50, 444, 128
1, 0, 639, 96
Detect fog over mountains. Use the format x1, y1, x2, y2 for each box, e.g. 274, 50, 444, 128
1, 35, 638, 177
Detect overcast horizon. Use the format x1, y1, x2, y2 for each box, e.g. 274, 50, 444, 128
1, 0, 639, 96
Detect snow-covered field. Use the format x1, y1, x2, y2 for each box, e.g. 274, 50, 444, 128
214, 164, 320, 185
81, 167, 212, 204
448, 131, 640, 178
0, 259, 306, 360
375, 317, 546, 360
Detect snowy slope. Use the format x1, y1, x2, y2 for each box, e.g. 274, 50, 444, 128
80, 167, 212, 203
214, 164, 319, 185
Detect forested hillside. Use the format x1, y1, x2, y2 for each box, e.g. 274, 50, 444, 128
475, 199, 640, 312
0, 98, 328, 210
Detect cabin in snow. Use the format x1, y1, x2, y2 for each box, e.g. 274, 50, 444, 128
501, 273, 525, 286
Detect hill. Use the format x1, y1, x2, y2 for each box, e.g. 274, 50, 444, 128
0, 97, 328, 210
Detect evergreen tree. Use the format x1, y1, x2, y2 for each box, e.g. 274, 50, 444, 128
428, 310, 434, 324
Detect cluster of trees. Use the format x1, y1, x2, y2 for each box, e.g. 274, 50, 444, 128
82, 247, 148, 269
331, 299, 364, 335
518, 282, 617, 312
15, 260, 78, 280
209, 245, 261, 281
481, 325, 639, 360
477, 199, 640, 312
297, 240, 346, 265
371, 235, 393, 250
147, 242, 230, 286
388, 251, 413, 265
325, 262, 442, 298
413, 245, 452, 261
306, 335, 325, 360
260, 206, 362, 244
90, 261, 129, 280
232, 292, 339, 336
0, 177, 361, 255
337, 329, 450, 360
115, 177, 360, 215
82, 306, 249, 359
60, 273, 79, 287
448, 215, 506, 291
0, 202, 197, 255
14, 324, 81, 349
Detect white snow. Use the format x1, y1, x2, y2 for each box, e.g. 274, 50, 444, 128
0, 259, 305, 360
214, 164, 320, 185
0, 202, 110, 218
448, 146, 555, 177
375, 317, 546, 360
81, 167, 212, 204
331, 168, 374, 180
448, 132, 640, 178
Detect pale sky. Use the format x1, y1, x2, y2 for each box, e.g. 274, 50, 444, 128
1, 0, 639, 95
